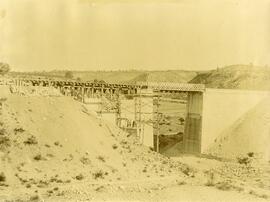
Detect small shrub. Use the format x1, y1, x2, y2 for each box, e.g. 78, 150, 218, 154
53, 187, 59, 191
120, 140, 127, 145
0, 172, 6, 182
33, 154, 45, 161
0, 98, 7, 103
29, 194, 40, 201
97, 155, 105, 162
237, 157, 251, 165
177, 181, 186, 186
182, 166, 192, 176
14, 127, 25, 134
179, 117, 185, 125
24, 136, 38, 145
215, 181, 232, 191
26, 184, 31, 188
75, 174, 84, 180
80, 157, 91, 165
0, 128, 6, 136
54, 141, 60, 146
93, 170, 105, 179
95, 185, 106, 192
112, 144, 118, 149
47, 189, 53, 194
0, 136, 10, 148
247, 152, 254, 158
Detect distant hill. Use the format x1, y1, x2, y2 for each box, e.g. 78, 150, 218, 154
189, 65, 270, 90
129, 71, 197, 84
10, 71, 144, 83
11, 70, 197, 84
11, 65, 270, 90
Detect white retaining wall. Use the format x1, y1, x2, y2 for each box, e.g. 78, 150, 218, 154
201, 88, 270, 153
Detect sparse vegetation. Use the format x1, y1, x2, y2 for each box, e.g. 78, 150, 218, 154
0, 128, 6, 136
177, 181, 186, 186
0, 71, 269, 201
0, 62, 10, 75
112, 144, 118, 149
24, 136, 38, 145
190, 65, 270, 90
54, 141, 62, 147
93, 170, 105, 179
75, 174, 84, 180
179, 117, 185, 125
247, 152, 254, 158
215, 181, 239, 192
237, 156, 251, 165
182, 166, 194, 176
97, 155, 105, 162
33, 154, 45, 161
95, 185, 106, 192
29, 194, 40, 201
80, 156, 91, 165
0, 172, 6, 182
215, 181, 233, 191
14, 127, 25, 133
0, 136, 10, 149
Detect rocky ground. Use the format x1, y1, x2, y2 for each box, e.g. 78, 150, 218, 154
0, 85, 269, 202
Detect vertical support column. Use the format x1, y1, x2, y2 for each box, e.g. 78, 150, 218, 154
183, 92, 203, 154
134, 87, 141, 141
64, 86, 66, 95
116, 89, 121, 126
109, 88, 113, 100
19, 79, 22, 94
71, 86, 74, 97
69, 86, 72, 96
155, 94, 160, 153
91, 87, 94, 98
81, 87, 85, 103
136, 88, 154, 148
101, 85, 104, 98
86, 88, 90, 98
59, 86, 63, 95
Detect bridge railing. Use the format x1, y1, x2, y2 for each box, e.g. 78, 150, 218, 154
136, 82, 205, 92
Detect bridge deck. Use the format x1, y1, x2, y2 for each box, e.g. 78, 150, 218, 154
1, 77, 205, 92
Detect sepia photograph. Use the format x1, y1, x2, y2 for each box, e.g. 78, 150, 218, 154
0, 0, 270, 201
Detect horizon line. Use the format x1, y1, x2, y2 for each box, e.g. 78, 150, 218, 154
10, 63, 268, 73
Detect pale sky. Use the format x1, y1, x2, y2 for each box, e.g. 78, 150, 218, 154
0, 0, 270, 71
